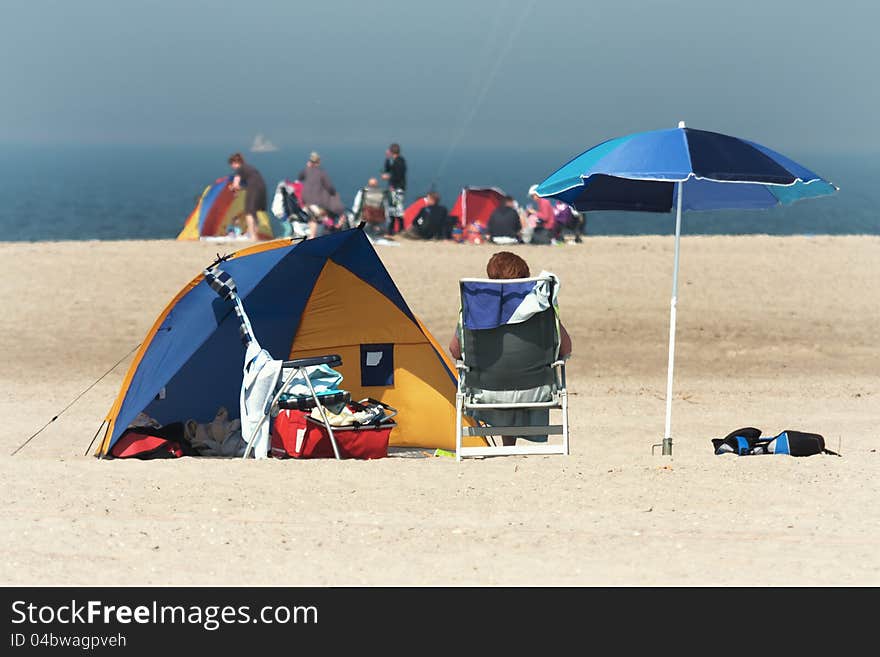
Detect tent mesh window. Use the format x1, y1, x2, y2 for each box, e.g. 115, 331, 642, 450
360, 344, 394, 387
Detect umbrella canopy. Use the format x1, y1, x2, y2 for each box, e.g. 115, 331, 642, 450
537, 123, 837, 455
537, 125, 837, 212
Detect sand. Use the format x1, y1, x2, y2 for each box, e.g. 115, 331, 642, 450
1, 235, 878, 585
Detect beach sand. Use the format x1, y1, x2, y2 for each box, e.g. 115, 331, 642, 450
1, 235, 878, 585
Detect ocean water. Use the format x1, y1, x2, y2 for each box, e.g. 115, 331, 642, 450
0, 144, 876, 241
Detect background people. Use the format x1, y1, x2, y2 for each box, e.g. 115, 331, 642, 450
528, 184, 556, 245
228, 152, 266, 240
298, 152, 345, 238
487, 195, 523, 243
352, 177, 389, 237
382, 143, 407, 234
406, 191, 448, 239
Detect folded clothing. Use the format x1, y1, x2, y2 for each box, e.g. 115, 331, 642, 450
184, 407, 245, 457
310, 403, 386, 427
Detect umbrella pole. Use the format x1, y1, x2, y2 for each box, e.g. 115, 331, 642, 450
662, 181, 684, 456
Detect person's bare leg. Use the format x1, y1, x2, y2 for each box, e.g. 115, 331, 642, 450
308, 220, 318, 240
245, 213, 257, 240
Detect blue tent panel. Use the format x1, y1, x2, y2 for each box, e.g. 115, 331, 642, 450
110, 243, 304, 444
137, 251, 327, 432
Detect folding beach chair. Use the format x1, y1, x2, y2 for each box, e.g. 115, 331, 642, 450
204, 267, 349, 459
454, 275, 570, 461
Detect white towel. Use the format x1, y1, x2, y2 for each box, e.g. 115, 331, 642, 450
507, 271, 560, 325
240, 340, 282, 459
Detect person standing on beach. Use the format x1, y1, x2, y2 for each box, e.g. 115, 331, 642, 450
382, 143, 407, 234
298, 151, 344, 238
228, 153, 267, 240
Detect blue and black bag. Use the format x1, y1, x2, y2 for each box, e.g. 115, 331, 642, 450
712, 427, 839, 457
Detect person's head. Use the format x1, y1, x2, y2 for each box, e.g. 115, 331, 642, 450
228, 152, 244, 170
528, 184, 540, 201
486, 252, 530, 279
367, 177, 379, 188
504, 195, 516, 207
426, 191, 440, 206
308, 151, 321, 166
388, 143, 401, 158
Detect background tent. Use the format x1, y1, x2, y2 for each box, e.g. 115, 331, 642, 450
178, 175, 274, 240
402, 195, 429, 231
98, 229, 479, 456
448, 187, 507, 228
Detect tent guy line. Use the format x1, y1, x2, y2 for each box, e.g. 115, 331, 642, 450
10, 340, 146, 456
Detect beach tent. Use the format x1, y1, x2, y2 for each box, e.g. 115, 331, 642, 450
97, 228, 480, 456
177, 175, 274, 240
448, 187, 507, 228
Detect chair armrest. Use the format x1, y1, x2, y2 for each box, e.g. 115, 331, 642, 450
283, 354, 342, 369
551, 359, 567, 389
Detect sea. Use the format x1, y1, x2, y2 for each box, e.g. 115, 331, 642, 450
0, 143, 876, 241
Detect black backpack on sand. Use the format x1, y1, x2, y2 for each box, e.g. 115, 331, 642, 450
712, 427, 839, 457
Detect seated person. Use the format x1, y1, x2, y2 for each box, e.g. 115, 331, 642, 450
406, 192, 448, 239
271, 181, 312, 238
352, 177, 388, 236
528, 184, 556, 244
449, 252, 571, 446
552, 200, 583, 243
487, 195, 523, 243
305, 204, 328, 239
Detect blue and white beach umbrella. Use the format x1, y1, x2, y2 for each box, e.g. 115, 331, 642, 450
537, 122, 837, 455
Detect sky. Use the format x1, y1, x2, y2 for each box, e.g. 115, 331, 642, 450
1, 0, 877, 154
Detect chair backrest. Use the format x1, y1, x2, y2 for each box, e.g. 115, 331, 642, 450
281, 185, 309, 222
361, 187, 387, 224
363, 187, 386, 208
459, 277, 559, 391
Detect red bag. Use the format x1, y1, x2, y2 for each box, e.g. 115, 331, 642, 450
271, 410, 391, 460
111, 429, 184, 459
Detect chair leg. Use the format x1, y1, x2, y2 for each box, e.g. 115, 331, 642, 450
561, 391, 570, 456
302, 368, 341, 460
455, 392, 464, 462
